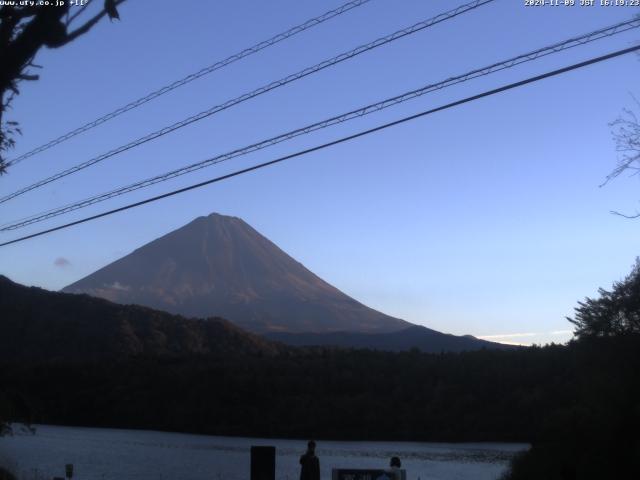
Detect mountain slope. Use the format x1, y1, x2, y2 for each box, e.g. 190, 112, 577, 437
266, 326, 516, 353
0, 275, 280, 362
63, 213, 411, 334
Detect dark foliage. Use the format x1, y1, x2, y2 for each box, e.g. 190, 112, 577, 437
266, 327, 514, 353
0, 275, 281, 362
568, 259, 640, 338
503, 258, 640, 479
1, 272, 640, 478
0, 467, 16, 480
2, 336, 639, 449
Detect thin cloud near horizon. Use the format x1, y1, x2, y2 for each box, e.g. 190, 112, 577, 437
478, 330, 573, 344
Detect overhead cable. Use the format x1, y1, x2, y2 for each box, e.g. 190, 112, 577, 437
2, 17, 638, 232
1, 44, 638, 247
0, 0, 496, 204
4, 0, 373, 168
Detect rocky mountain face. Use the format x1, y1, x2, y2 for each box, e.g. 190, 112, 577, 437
63, 213, 411, 334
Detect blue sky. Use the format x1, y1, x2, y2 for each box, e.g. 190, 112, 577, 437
1, 0, 639, 345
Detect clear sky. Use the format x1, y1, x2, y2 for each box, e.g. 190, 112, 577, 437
1, 0, 639, 345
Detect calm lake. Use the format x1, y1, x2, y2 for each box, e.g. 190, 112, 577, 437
0, 425, 528, 480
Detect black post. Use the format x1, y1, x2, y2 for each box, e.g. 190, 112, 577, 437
251, 446, 275, 480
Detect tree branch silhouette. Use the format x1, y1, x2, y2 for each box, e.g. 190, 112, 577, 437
0, 0, 126, 175
605, 94, 640, 217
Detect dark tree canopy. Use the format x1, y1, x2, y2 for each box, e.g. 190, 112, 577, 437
0, 0, 124, 174
568, 259, 640, 338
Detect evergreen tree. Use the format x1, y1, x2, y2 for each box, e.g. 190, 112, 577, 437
569, 259, 640, 338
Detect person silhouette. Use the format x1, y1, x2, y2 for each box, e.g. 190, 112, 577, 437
388, 457, 402, 480
300, 440, 320, 480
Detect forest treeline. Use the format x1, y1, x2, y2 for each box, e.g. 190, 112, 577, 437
500, 260, 640, 479
0, 335, 639, 478
0, 334, 637, 436
0, 342, 577, 441
2, 262, 640, 479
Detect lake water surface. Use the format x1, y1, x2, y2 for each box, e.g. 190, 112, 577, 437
0, 425, 528, 480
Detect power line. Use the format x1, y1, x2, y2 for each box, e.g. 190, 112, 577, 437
0, 0, 496, 204
3, 17, 638, 232
4, 0, 373, 168
1, 44, 638, 248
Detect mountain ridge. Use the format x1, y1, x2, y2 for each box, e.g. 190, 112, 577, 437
266, 326, 516, 353
1, 274, 512, 357
0, 274, 280, 362
63, 213, 411, 334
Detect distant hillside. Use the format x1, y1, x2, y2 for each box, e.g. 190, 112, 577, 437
267, 326, 515, 353
63, 213, 410, 334
0, 275, 280, 362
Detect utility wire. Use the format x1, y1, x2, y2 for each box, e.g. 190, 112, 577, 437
1, 44, 638, 248
4, 0, 372, 168
2, 17, 638, 232
0, 0, 496, 204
